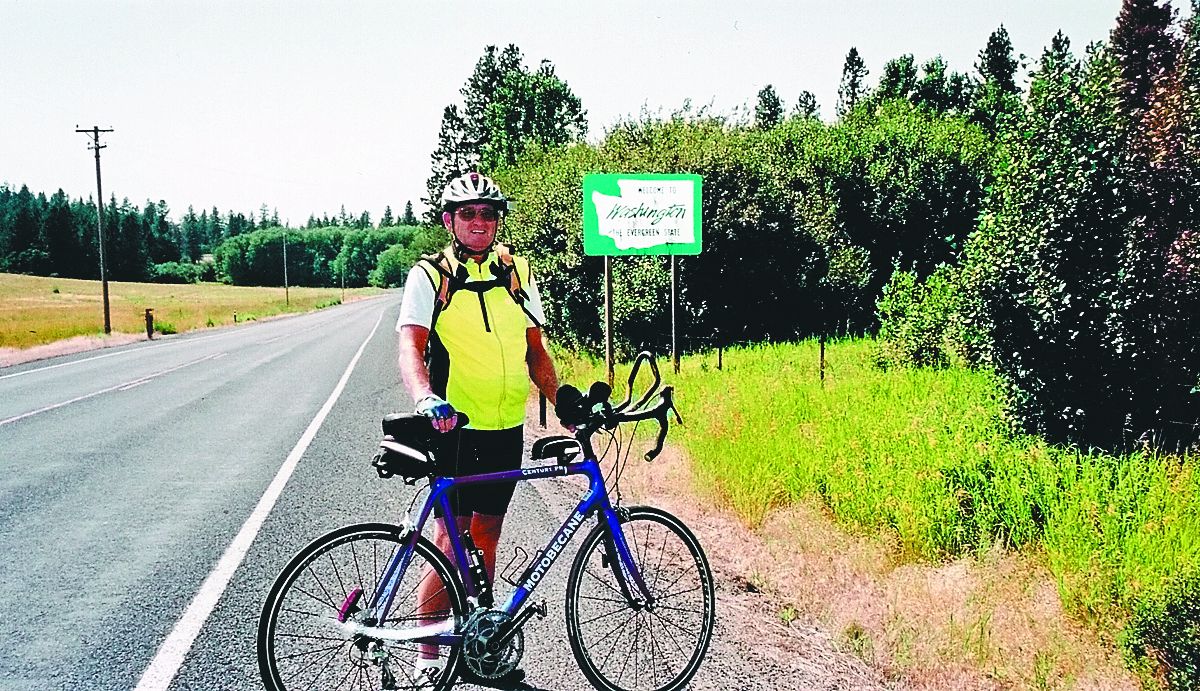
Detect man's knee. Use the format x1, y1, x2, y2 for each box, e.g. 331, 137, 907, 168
471, 513, 505, 543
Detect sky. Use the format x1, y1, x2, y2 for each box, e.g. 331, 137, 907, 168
0, 0, 1143, 226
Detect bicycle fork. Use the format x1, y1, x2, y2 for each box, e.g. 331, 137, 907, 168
600, 507, 655, 610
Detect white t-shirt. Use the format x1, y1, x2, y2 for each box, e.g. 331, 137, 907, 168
395, 263, 547, 331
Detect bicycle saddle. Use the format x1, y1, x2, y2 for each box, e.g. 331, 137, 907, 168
531, 435, 582, 465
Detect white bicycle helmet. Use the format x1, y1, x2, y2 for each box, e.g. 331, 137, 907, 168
440, 172, 510, 212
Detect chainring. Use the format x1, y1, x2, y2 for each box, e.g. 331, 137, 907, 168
461, 608, 524, 680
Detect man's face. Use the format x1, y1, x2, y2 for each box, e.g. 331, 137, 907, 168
444, 203, 500, 255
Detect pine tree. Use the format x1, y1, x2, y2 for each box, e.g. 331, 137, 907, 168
403, 201, 417, 225
425, 44, 587, 220
976, 25, 1020, 94
44, 189, 77, 275
5, 184, 46, 272
754, 84, 784, 128
380, 205, 394, 227
837, 47, 869, 117
793, 91, 820, 119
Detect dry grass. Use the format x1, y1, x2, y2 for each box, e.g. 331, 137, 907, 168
0, 273, 384, 351
607, 434, 1137, 690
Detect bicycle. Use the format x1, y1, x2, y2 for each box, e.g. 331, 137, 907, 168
257, 352, 716, 691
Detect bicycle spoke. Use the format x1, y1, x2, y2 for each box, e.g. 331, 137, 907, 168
283, 643, 345, 691
308, 561, 339, 612
583, 563, 627, 599
331, 655, 358, 691
277, 640, 345, 664
292, 583, 338, 611
648, 607, 694, 657
596, 608, 640, 671
281, 604, 327, 620
280, 641, 341, 686
654, 601, 705, 616
298, 642, 342, 691
577, 593, 628, 605
577, 602, 634, 628
329, 550, 349, 602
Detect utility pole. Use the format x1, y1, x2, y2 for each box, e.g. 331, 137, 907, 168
282, 230, 289, 306
76, 126, 114, 334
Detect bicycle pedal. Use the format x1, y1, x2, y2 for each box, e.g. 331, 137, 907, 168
337, 587, 363, 623
532, 600, 547, 619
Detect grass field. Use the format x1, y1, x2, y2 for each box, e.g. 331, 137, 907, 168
559, 340, 1199, 688
0, 273, 385, 350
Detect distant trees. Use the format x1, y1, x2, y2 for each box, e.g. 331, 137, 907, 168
0, 186, 428, 285
754, 85, 785, 128
794, 90, 820, 119
424, 44, 588, 219
837, 47, 869, 117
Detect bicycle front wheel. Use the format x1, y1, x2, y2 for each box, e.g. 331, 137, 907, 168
565, 506, 715, 691
258, 522, 466, 691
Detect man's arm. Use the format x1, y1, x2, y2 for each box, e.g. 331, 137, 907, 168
398, 324, 436, 402
526, 327, 559, 406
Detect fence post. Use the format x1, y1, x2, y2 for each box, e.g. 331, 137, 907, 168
145, 308, 154, 340
539, 393, 547, 428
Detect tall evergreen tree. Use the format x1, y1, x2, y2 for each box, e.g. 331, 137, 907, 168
180, 206, 200, 260
5, 184, 46, 272
837, 47, 869, 117
976, 25, 1021, 94
403, 201, 417, 225
754, 84, 784, 128
793, 90, 820, 119
1111, 0, 1178, 119
425, 44, 587, 219
44, 189, 77, 275
380, 205, 394, 227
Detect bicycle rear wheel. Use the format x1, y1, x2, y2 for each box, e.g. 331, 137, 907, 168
565, 506, 715, 691
258, 522, 466, 691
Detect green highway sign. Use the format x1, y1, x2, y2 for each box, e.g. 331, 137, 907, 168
582, 173, 702, 256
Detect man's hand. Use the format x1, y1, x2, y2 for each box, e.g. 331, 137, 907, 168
415, 395, 458, 433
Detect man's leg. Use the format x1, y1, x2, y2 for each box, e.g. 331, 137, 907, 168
470, 512, 506, 582
417, 513, 471, 663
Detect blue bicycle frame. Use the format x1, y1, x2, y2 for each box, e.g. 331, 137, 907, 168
363, 456, 652, 645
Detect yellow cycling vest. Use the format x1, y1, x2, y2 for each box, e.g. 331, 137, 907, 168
418, 248, 533, 430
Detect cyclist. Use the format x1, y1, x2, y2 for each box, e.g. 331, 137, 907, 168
397, 172, 560, 685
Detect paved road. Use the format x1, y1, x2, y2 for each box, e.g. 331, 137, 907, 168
0, 294, 882, 691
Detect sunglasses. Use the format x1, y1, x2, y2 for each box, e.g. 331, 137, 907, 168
454, 207, 500, 222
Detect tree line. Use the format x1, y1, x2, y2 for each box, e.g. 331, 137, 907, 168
0, 184, 421, 284
459, 4, 1198, 464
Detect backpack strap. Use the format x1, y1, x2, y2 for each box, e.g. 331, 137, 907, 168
495, 244, 542, 329
418, 247, 466, 330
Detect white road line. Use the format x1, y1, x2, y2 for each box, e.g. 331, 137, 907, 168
132, 306, 387, 691
0, 353, 222, 427
0, 331, 228, 382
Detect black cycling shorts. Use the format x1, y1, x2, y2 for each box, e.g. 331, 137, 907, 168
433, 425, 524, 517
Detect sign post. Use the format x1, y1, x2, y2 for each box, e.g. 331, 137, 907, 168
582, 174, 703, 383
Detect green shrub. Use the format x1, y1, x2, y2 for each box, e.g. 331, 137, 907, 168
150, 261, 204, 284
155, 320, 177, 335
875, 263, 963, 369
1125, 576, 1200, 690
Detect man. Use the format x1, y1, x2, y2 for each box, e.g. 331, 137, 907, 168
397, 172, 559, 685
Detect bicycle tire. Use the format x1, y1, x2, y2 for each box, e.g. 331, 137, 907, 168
258, 522, 467, 691
565, 506, 715, 691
